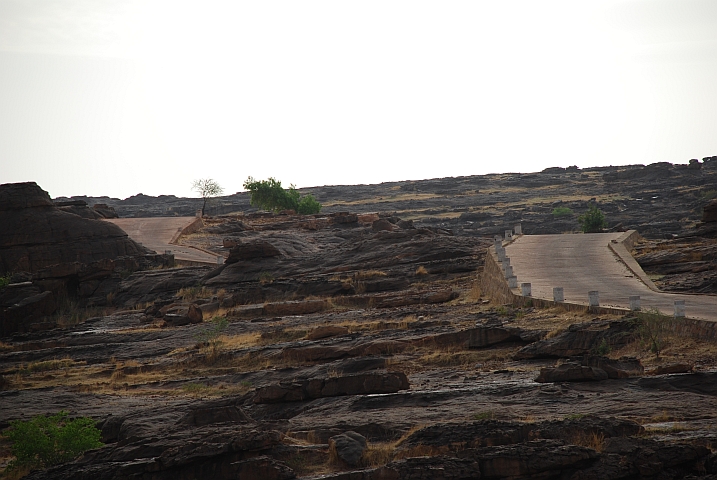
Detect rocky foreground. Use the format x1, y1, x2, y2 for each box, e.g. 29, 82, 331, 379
1, 161, 717, 479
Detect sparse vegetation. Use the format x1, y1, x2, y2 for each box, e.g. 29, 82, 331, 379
472, 411, 495, 421
0, 273, 11, 289
551, 206, 573, 217
636, 307, 672, 358
178, 286, 212, 301
2, 411, 103, 472
415, 265, 428, 276
243, 177, 322, 214
195, 316, 229, 354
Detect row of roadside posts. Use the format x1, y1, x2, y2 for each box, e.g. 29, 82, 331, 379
494, 232, 688, 318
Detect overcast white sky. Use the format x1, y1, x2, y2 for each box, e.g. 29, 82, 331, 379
1, 1, 717, 199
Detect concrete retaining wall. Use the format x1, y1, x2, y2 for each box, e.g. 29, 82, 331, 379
170, 217, 204, 245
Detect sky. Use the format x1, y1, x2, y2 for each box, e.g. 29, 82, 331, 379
1, 1, 717, 199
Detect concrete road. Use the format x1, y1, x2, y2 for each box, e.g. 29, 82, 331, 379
505, 233, 716, 321
106, 217, 221, 265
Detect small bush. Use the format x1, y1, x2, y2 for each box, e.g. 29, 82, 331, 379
551, 206, 573, 217
636, 307, 672, 358
0, 273, 11, 289
578, 205, 606, 233
195, 316, 229, 348
3, 411, 103, 471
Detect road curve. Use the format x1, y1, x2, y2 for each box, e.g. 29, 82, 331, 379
505, 233, 716, 322
105, 217, 221, 265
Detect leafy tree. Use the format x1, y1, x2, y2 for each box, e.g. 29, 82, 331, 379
578, 205, 606, 233
3, 411, 103, 471
243, 177, 321, 214
192, 179, 224, 216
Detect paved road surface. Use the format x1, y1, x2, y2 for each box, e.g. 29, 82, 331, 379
106, 217, 220, 265
505, 233, 716, 321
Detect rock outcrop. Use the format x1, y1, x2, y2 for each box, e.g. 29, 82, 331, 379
0, 182, 170, 335
0, 182, 152, 274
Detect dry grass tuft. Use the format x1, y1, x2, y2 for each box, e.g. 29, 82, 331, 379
415, 266, 428, 276
178, 286, 213, 301
570, 431, 605, 452
355, 270, 388, 280
25, 358, 75, 373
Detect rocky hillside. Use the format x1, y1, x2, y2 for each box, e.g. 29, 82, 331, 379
56, 159, 717, 239
1, 160, 716, 479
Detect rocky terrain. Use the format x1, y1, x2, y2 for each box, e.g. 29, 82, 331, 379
0, 159, 716, 479
57, 158, 716, 240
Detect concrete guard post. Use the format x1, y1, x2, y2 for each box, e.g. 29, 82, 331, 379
508, 276, 518, 288
504, 265, 513, 279
629, 296, 641, 311
588, 291, 599, 307
521, 283, 532, 297
505, 230, 513, 241
674, 300, 686, 318
497, 248, 506, 261
514, 224, 522, 235
553, 287, 564, 302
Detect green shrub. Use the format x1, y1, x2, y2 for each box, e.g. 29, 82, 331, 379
3, 411, 103, 471
578, 205, 606, 233
0, 273, 11, 289
243, 177, 321, 214
195, 316, 229, 347
551, 206, 573, 217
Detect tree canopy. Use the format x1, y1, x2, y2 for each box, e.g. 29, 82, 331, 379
243, 177, 321, 215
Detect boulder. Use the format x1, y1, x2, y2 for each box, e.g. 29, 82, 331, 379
371, 219, 399, 232
582, 355, 644, 378
329, 431, 367, 466
536, 363, 609, 382
163, 303, 203, 326
307, 325, 350, 340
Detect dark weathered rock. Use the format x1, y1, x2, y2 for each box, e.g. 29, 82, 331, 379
329, 431, 367, 466
371, 219, 399, 232
307, 325, 350, 340
704, 199, 717, 223
514, 320, 638, 359
253, 372, 410, 404
652, 363, 693, 375
467, 325, 529, 348
536, 363, 609, 383
460, 440, 598, 479
581, 355, 644, 378
225, 241, 282, 264
0, 182, 152, 274
397, 416, 642, 452
163, 303, 203, 326
92, 203, 118, 219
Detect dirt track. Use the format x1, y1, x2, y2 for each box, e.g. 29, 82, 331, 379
106, 217, 220, 265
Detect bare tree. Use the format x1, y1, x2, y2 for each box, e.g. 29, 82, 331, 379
192, 179, 224, 216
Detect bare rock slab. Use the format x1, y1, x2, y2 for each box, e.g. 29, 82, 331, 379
536, 363, 609, 383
